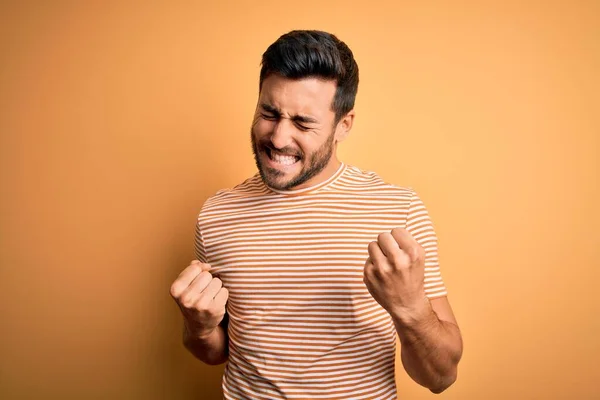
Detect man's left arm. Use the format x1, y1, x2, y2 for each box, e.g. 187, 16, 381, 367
393, 294, 463, 393
364, 228, 463, 394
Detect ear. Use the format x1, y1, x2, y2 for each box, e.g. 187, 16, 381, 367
334, 110, 355, 143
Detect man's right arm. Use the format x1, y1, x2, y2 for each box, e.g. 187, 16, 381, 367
183, 314, 229, 365
170, 261, 230, 366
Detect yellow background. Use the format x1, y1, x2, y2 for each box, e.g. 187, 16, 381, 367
1, 1, 598, 399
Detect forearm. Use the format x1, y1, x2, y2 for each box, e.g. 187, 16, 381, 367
183, 322, 229, 365
392, 298, 463, 394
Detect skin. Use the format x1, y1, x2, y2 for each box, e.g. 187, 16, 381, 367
170, 261, 229, 365
250, 74, 354, 191
364, 229, 464, 393
170, 74, 463, 393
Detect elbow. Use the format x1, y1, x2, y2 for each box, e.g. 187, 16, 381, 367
200, 357, 228, 366
429, 368, 457, 394
183, 339, 228, 366
430, 337, 463, 394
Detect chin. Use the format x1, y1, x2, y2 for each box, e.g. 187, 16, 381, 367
262, 171, 299, 190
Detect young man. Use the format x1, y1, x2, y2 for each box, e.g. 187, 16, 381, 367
170, 30, 463, 399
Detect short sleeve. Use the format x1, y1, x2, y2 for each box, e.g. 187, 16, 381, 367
193, 217, 208, 264
405, 188, 448, 299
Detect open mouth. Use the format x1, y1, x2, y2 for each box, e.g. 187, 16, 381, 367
265, 147, 301, 166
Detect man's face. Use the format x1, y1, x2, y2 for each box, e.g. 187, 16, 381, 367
251, 74, 342, 191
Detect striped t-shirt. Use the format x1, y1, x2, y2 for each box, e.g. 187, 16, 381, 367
194, 162, 447, 400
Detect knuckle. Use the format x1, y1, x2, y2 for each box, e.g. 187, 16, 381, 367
417, 246, 426, 260
180, 294, 196, 308
391, 227, 405, 235
208, 302, 221, 314
200, 263, 212, 271
409, 246, 424, 264
169, 283, 181, 298
363, 267, 371, 279
196, 296, 211, 311
412, 252, 422, 264
390, 251, 407, 267
200, 271, 212, 279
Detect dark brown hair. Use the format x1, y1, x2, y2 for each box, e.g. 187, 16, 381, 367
259, 30, 359, 125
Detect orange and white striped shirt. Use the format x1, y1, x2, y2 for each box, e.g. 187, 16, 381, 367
194, 162, 447, 399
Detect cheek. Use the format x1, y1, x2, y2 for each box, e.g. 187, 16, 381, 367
297, 137, 322, 155
253, 119, 274, 135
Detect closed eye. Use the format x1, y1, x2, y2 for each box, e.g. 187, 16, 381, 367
294, 122, 310, 131
261, 114, 309, 130
261, 113, 278, 120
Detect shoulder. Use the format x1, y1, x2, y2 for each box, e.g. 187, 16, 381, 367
341, 164, 416, 198
199, 173, 267, 216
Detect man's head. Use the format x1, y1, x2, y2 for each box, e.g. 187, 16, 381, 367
251, 30, 359, 191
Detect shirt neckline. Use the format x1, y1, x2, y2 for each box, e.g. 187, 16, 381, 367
264, 162, 346, 196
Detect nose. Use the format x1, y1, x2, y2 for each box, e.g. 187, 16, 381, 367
270, 119, 294, 150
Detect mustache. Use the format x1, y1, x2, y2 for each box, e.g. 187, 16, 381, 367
260, 143, 303, 158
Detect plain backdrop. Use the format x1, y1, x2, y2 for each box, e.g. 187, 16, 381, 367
1, 1, 599, 399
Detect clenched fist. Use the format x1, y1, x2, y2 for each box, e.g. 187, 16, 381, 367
170, 260, 229, 339
363, 228, 428, 321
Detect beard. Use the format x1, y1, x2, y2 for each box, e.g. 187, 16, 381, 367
251, 128, 336, 191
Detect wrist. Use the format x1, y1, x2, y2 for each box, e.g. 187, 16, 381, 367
184, 321, 216, 342
390, 296, 434, 328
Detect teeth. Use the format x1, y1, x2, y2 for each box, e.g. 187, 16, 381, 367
271, 152, 297, 166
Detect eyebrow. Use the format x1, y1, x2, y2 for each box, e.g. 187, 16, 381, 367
260, 103, 319, 124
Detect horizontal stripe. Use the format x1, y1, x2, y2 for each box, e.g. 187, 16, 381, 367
196, 163, 447, 398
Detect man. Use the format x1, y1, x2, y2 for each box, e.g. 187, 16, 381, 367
170, 30, 463, 399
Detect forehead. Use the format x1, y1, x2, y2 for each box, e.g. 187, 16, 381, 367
259, 74, 337, 118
